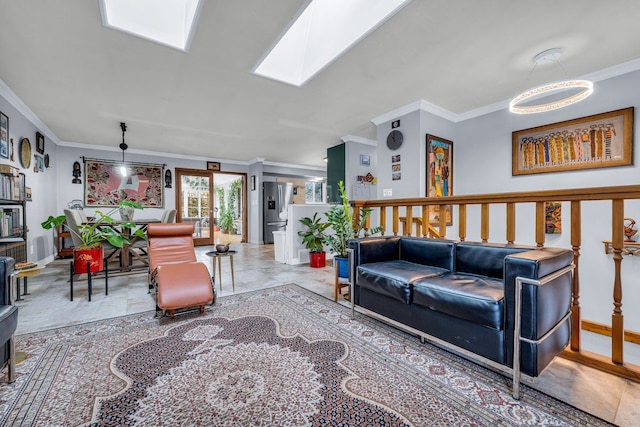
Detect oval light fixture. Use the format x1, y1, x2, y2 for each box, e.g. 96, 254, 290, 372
509, 80, 594, 114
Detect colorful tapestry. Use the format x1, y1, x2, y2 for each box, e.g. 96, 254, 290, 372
84, 160, 163, 207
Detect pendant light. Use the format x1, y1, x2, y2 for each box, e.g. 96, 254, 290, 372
509, 48, 593, 114
119, 122, 128, 176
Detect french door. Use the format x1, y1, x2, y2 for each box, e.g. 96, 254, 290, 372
175, 168, 247, 246
176, 169, 214, 246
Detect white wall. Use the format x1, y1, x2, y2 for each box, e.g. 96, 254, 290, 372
454, 69, 640, 336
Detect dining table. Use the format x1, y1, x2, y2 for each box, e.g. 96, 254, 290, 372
102, 218, 161, 272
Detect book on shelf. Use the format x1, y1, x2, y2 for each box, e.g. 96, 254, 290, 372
0, 207, 22, 238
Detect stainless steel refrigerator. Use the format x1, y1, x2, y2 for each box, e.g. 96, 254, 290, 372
263, 182, 293, 244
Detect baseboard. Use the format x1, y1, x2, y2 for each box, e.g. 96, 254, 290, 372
582, 319, 640, 345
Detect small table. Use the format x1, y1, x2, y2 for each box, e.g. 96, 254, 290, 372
205, 250, 236, 292
12, 266, 44, 301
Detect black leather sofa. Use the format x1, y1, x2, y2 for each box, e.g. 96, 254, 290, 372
0, 256, 17, 383
348, 236, 574, 398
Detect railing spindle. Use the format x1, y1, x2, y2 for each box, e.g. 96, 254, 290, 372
405, 206, 413, 237
506, 202, 515, 244
611, 199, 624, 364
480, 203, 489, 242
535, 202, 545, 247
570, 200, 582, 352
458, 204, 466, 242
392, 206, 399, 236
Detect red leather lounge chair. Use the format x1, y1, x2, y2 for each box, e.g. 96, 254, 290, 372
147, 223, 215, 318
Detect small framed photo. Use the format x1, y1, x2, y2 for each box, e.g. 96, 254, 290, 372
392, 172, 401, 181
392, 154, 401, 163
392, 164, 401, 172
360, 154, 370, 166
0, 111, 8, 159
251, 175, 256, 191
36, 131, 45, 154
34, 153, 45, 172
207, 161, 221, 171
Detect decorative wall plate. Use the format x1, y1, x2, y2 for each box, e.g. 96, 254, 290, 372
20, 137, 31, 168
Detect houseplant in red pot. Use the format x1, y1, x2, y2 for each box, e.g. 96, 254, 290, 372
298, 212, 329, 268
41, 201, 145, 274
325, 181, 383, 278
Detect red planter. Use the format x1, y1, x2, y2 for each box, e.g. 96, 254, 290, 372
309, 251, 326, 268
74, 247, 104, 274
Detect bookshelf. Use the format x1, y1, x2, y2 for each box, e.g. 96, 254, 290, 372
0, 165, 26, 263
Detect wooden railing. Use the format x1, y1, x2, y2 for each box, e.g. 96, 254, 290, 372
353, 184, 640, 381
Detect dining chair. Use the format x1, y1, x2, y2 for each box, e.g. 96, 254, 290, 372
160, 209, 177, 223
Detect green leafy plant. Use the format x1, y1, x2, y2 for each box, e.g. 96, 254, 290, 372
325, 181, 383, 258
218, 209, 234, 233
298, 212, 329, 253
41, 201, 146, 249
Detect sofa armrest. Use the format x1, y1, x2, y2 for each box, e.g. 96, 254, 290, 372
504, 247, 574, 376
504, 247, 574, 338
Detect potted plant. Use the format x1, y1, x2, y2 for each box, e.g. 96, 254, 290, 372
325, 181, 383, 277
41, 201, 145, 274
298, 212, 329, 268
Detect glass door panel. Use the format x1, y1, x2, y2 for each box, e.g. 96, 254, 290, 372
175, 169, 213, 246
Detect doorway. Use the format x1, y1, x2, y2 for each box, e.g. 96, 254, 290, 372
175, 169, 247, 246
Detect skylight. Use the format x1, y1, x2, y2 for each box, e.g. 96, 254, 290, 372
253, 0, 412, 87
99, 0, 203, 52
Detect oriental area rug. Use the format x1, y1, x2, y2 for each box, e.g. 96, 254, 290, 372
1, 284, 612, 426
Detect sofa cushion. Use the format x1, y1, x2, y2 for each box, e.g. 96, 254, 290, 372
455, 242, 531, 279
412, 273, 504, 330
358, 260, 449, 304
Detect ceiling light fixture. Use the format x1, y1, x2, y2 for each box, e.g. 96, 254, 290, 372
509, 48, 594, 114
119, 122, 128, 176
253, 0, 413, 87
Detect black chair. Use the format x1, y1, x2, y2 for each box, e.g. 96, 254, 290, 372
0, 256, 18, 383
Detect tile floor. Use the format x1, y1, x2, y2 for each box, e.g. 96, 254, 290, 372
7, 243, 640, 426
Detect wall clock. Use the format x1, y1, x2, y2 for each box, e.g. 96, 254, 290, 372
20, 137, 31, 168
386, 130, 403, 150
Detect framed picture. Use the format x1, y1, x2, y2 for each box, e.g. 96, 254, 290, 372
360, 154, 370, 166
392, 154, 401, 163
392, 172, 401, 181
545, 202, 562, 234
34, 153, 45, 173
251, 175, 256, 191
0, 111, 8, 159
392, 164, 401, 172
512, 107, 634, 176
426, 134, 453, 225
36, 131, 45, 154
207, 161, 221, 171
84, 160, 163, 207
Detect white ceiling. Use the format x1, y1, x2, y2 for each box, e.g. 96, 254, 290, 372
2, 0, 640, 169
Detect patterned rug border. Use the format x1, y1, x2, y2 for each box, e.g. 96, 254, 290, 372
2, 283, 614, 426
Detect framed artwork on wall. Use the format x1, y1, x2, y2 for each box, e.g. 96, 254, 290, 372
360, 154, 370, 166
84, 160, 163, 207
512, 107, 634, 176
426, 134, 453, 225
207, 161, 221, 171
0, 111, 8, 159
36, 131, 45, 154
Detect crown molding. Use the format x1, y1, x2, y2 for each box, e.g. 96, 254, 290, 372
0, 78, 60, 143
340, 135, 377, 146
58, 140, 324, 170
371, 99, 458, 126
371, 57, 640, 124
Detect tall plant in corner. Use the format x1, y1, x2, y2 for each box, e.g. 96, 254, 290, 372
325, 181, 382, 276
